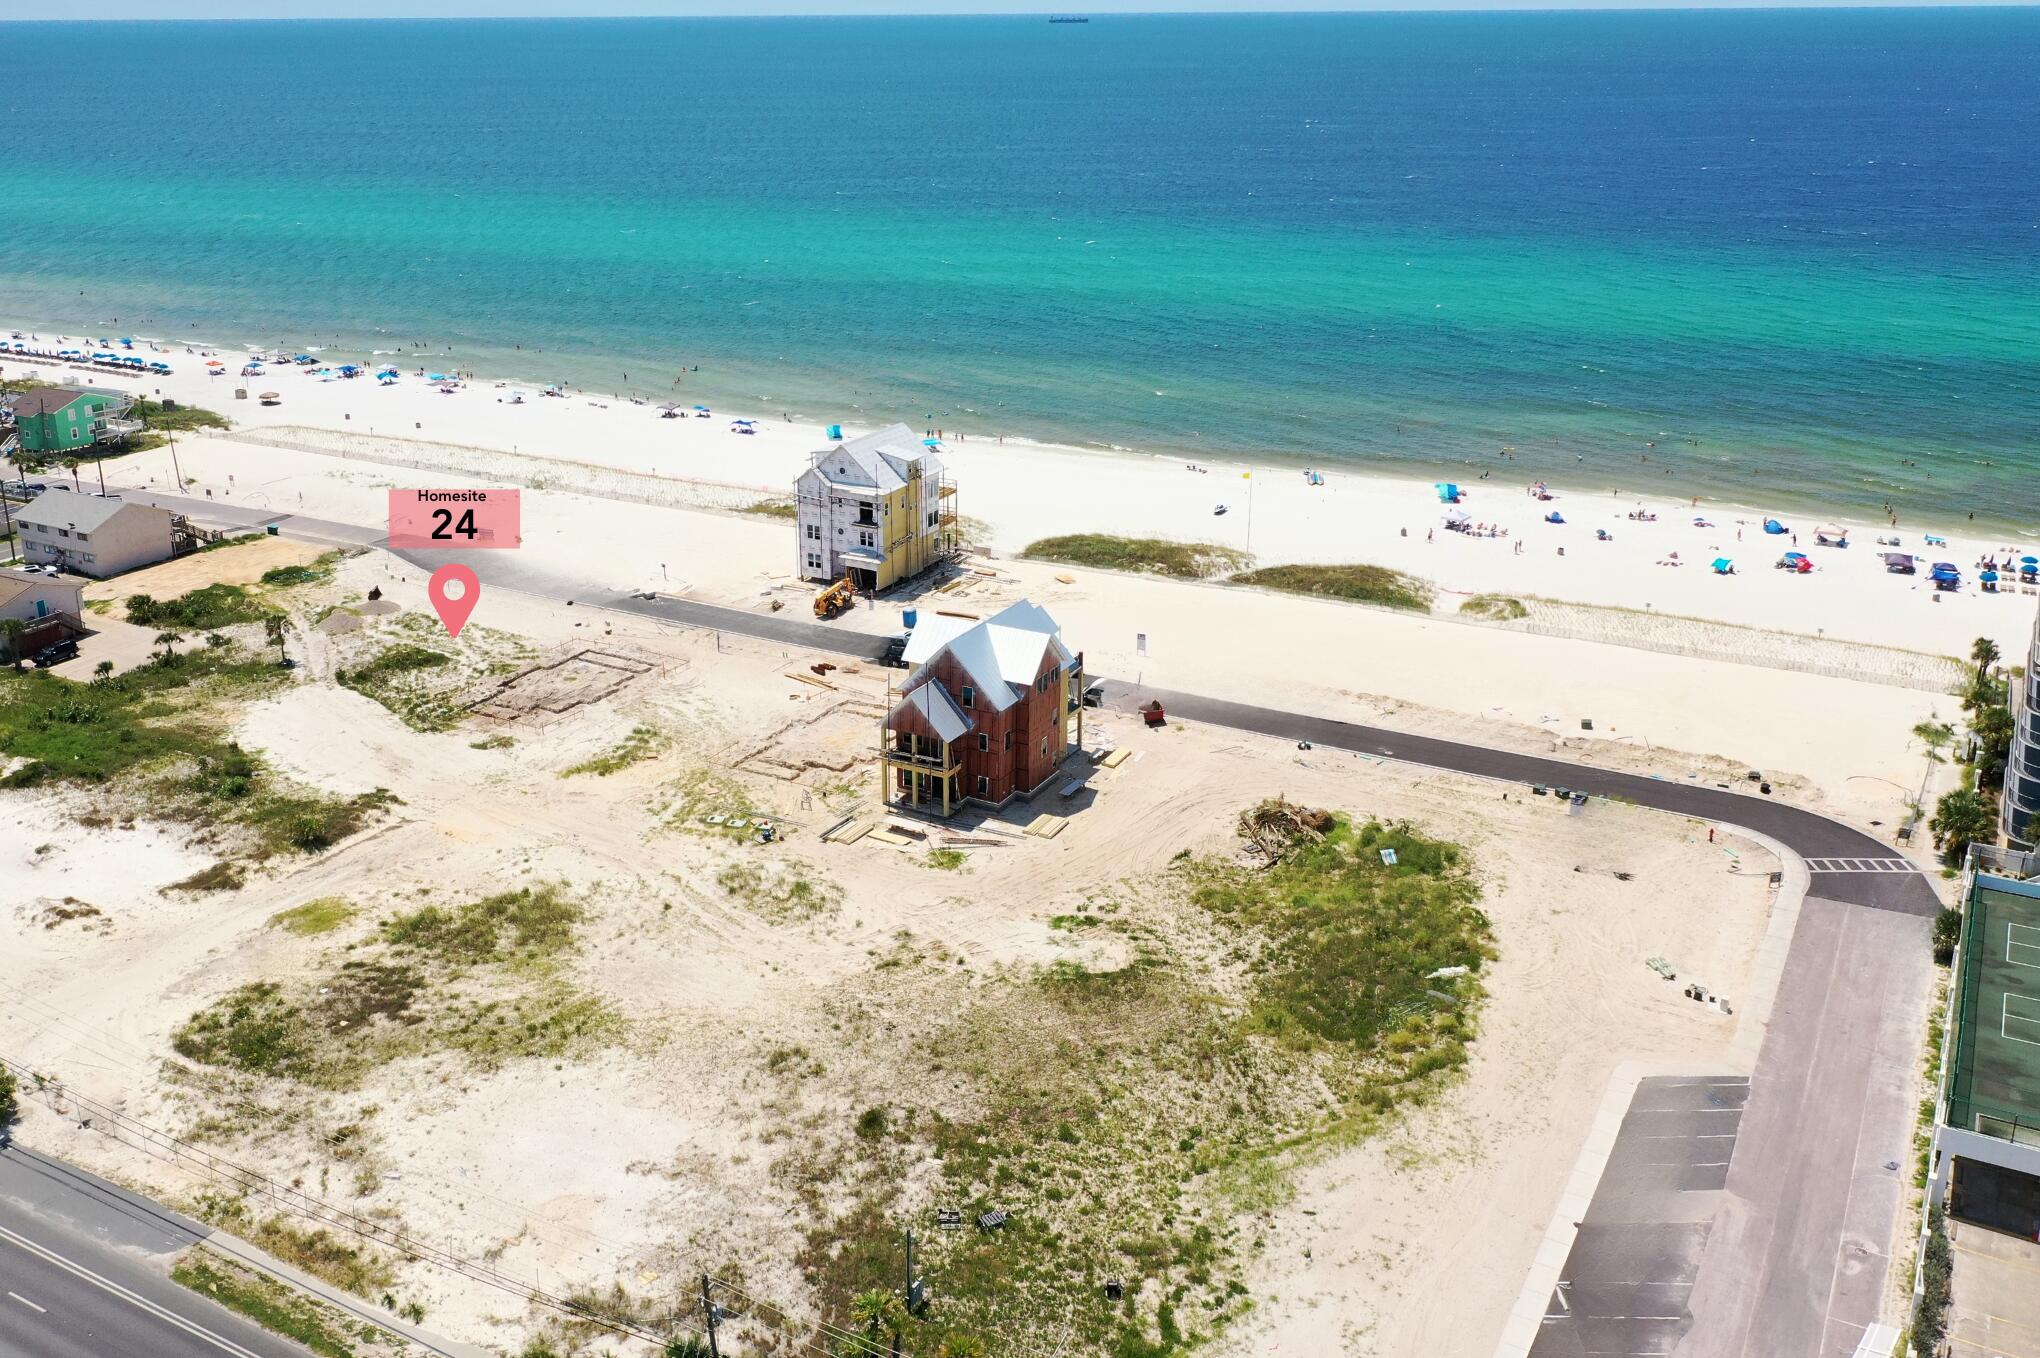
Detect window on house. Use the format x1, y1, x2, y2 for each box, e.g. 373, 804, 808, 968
56, 528, 69, 538
805, 523, 820, 540
1003, 731, 1013, 751
977, 734, 989, 752
960, 685, 974, 708
977, 776, 990, 796
858, 530, 875, 548
75, 532, 88, 542
81, 553, 95, 564
1041, 736, 1050, 757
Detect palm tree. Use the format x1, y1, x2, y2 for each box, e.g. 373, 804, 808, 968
153, 630, 184, 664
1912, 720, 1955, 764
1973, 636, 2001, 683
939, 1338, 986, 1358
849, 1289, 907, 1358
92, 659, 114, 683
62, 458, 81, 492
264, 614, 287, 663
205, 632, 229, 651
0, 617, 26, 668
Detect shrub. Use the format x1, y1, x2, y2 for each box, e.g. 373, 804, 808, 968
1022, 535, 1250, 580
1229, 564, 1433, 611
1932, 908, 1962, 965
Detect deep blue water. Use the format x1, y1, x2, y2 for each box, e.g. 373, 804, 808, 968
0, 11, 2036, 524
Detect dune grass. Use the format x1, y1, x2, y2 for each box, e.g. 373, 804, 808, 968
1022, 534, 1250, 580
269, 897, 357, 936
174, 883, 616, 1090
802, 811, 1493, 1358
1228, 563, 1433, 611
335, 644, 461, 731
0, 649, 389, 858
126, 584, 276, 630
171, 1252, 361, 1358
1460, 593, 1529, 620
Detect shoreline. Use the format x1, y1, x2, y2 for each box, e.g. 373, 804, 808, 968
5, 309, 2036, 669
2, 303, 2027, 543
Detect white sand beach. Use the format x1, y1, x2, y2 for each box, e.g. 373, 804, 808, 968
4, 325, 2032, 664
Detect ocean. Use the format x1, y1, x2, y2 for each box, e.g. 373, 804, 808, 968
0, 11, 2035, 528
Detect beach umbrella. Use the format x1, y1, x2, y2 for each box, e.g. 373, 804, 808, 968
2022, 556, 2038, 567
259, 391, 280, 401
1711, 558, 1733, 573
922, 437, 941, 447
205, 359, 224, 368
1445, 508, 1470, 526
1763, 518, 1787, 534
692, 404, 710, 412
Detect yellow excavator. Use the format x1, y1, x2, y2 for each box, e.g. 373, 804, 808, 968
813, 571, 855, 619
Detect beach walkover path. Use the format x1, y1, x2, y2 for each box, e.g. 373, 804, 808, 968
109, 487, 1942, 1358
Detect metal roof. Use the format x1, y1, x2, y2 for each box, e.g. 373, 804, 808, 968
892, 679, 974, 744
806, 422, 943, 494
901, 600, 1071, 713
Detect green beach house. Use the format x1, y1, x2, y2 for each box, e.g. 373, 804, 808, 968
9, 387, 142, 455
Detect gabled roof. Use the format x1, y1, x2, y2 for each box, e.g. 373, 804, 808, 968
18, 487, 150, 534
901, 599, 1072, 714
891, 678, 974, 743
9, 388, 90, 418
806, 422, 942, 495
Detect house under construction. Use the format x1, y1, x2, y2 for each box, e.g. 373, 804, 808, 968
879, 600, 1084, 816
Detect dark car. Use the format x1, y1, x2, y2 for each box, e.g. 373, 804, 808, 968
1081, 681, 1107, 708
880, 635, 909, 669
31, 639, 78, 668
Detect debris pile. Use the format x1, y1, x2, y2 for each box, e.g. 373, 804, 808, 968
1237, 797, 1334, 864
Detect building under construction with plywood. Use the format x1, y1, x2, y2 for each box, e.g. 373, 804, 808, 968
794, 423, 958, 593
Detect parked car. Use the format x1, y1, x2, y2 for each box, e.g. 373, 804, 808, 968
1081, 681, 1107, 708
31, 639, 78, 668
880, 634, 909, 669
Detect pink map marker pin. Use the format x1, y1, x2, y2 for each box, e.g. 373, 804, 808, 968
427, 563, 480, 639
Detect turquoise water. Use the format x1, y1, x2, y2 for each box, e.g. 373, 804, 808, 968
0, 12, 2035, 527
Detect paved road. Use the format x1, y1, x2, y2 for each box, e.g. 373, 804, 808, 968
113, 486, 1945, 1353
0, 1145, 303, 1358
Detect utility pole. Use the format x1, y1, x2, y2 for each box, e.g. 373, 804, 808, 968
167, 429, 184, 493
700, 1274, 720, 1358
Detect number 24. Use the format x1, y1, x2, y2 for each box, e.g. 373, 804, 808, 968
430, 508, 478, 540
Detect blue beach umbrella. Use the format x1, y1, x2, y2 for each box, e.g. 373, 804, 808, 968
1711, 557, 1733, 573
1762, 518, 1787, 534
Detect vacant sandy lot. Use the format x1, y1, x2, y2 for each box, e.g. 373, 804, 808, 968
0, 543, 1787, 1358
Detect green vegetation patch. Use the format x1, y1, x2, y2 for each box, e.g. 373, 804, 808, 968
741, 498, 800, 519
561, 725, 665, 778
127, 584, 276, 630
0, 651, 390, 858
259, 552, 343, 588
1460, 593, 1528, 621
716, 861, 842, 922
189, 1195, 399, 1299
1229, 563, 1434, 611
382, 884, 582, 967
174, 883, 615, 1090
270, 897, 357, 936
799, 808, 1493, 1357
1022, 534, 1250, 580
172, 1251, 363, 1358
335, 644, 462, 732
133, 398, 232, 434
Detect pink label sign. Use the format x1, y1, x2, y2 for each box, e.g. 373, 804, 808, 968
387, 489, 521, 550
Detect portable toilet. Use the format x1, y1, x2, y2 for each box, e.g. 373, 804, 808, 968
902, 608, 918, 632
